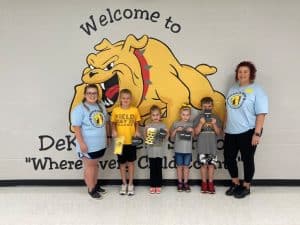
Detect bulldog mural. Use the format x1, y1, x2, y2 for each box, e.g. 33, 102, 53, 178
69, 34, 225, 128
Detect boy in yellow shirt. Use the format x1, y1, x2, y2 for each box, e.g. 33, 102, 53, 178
111, 89, 141, 196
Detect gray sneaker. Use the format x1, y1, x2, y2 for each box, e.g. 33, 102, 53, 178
120, 184, 127, 195
127, 184, 135, 196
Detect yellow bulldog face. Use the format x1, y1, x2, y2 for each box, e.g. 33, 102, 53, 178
81, 36, 149, 110
70, 34, 225, 130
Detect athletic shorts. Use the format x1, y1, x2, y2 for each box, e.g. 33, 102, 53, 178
78, 148, 106, 159
117, 145, 137, 164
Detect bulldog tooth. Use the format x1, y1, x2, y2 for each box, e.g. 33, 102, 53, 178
100, 83, 105, 90
104, 100, 109, 106
107, 98, 114, 105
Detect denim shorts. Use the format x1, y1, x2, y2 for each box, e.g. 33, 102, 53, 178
175, 153, 192, 166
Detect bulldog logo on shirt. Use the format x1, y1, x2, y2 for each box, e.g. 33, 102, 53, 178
227, 92, 246, 109
89, 110, 105, 128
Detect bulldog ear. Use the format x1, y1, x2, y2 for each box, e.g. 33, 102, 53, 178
94, 38, 112, 51
122, 34, 148, 51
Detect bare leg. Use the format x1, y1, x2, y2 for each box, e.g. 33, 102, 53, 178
183, 166, 190, 183
128, 162, 135, 185
119, 163, 127, 185
243, 182, 250, 189
83, 158, 98, 191
232, 177, 240, 185
94, 163, 99, 186
200, 165, 208, 183
208, 165, 215, 182
177, 166, 183, 183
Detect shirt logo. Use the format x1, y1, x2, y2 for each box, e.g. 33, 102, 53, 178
89, 110, 105, 128
227, 92, 246, 109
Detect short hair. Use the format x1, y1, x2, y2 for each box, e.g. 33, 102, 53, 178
119, 88, 132, 96
150, 105, 161, 114
200, 97, 214, 106
235, 61, 257, 82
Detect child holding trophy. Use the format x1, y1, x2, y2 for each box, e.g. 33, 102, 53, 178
111, 89, 141, 196
170, 104, 194, 192
194, 97, 222, 194
144, 105, 168, 194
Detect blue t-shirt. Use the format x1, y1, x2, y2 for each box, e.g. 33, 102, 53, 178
225, 83, 268, 134
71, 102, 108, 153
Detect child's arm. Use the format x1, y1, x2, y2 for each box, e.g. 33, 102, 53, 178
194, 117, 206, 135
164, 128, 169, 139
170, 126, 182, 138
186, 126, 195, 137
134, 122, 141, 137
111, 122, 117, 138
211, 118, 221, 135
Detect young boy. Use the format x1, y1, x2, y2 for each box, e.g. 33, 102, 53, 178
194, 97, 222, 194
111, 89, 141, 196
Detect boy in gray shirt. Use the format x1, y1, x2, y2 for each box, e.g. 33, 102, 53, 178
194, 97, 222, 194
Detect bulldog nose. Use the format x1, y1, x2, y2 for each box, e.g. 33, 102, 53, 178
89, 71, 97, 77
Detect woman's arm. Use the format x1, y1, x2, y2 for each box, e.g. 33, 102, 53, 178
251, 113, 267, 146
73, 126, 88, 152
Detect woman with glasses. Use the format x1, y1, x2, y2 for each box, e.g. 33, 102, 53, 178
71, 84, 110, 199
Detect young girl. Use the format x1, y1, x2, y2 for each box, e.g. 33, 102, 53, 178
71, 84, 109, 199
194, 97, 222, 194
144, 105, 168, 194
170, 104, 194, 192
111, 89, 141, 196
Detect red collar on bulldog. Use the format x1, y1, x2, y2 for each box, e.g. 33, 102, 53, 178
134, 49, 150, 98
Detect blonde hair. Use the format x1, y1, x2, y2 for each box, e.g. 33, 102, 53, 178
180, 103, 191, 113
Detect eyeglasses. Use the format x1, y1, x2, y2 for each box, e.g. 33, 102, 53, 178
86, 92, 98, 96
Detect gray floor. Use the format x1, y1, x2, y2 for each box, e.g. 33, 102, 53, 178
1, 186, 300, 225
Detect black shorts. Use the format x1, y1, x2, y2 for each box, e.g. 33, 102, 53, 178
78, 148, 106, 159
117, 145, 137, 164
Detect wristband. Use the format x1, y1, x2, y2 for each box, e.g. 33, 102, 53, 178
254, 132, 261, 137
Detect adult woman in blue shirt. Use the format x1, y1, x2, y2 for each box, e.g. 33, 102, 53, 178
224, 61, 268, 198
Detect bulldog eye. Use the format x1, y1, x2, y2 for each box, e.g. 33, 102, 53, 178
89, 65, 95, 70
104, 62, 114, 71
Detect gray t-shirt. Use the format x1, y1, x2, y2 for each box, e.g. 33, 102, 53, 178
145, 122, 167, 158
193, 113, 222, 155
171, 120, 193, 154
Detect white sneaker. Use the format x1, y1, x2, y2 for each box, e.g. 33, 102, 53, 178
119, 184, 127, 195
127, 184, 135, 196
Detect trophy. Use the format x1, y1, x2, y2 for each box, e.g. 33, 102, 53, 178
178, 127, 192, 140
131, 136, 144, 146
157, 128, 167, 141
202, 109, 213, 132
145, 128, 157, 145
204, 109, 212, 122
